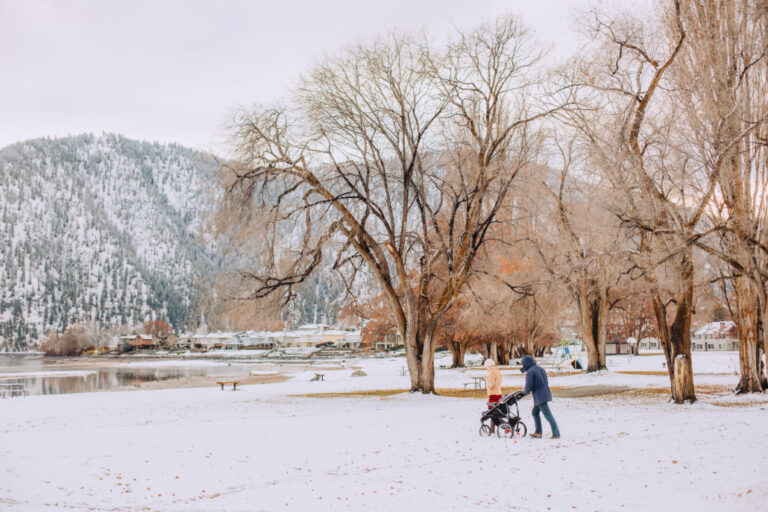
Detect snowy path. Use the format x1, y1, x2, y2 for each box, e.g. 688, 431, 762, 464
2, 370, 767, 511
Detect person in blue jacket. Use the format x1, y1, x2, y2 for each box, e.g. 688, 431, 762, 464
520, 355, 560, 439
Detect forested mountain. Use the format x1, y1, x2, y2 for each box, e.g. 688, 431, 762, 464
0, 134, 220, 347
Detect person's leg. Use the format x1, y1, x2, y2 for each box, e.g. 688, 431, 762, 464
531, 404, 542, 435
539, 402, 560, 437
488, 396, 500, 433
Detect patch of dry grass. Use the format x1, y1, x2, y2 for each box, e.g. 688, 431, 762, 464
615, 384, 732, 400
295, 385, 633, 400
290, 389, 409, 398
709, 401, 749, 408
292, 387, 523, 399
616, 371, 669, 376
433, 387, 524, 398
293, 384, 742, 403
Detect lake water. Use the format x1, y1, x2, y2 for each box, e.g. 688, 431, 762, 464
0, 355, 280, 397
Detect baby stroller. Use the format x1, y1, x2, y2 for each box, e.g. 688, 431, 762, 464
479, 391, 527, 438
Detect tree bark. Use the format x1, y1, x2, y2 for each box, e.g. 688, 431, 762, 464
419, 332, 436, 393
489, 342, 498, 363
758, 290, 768, 389
575, 274, 608, 372
650, 249, 696, 403
733, 276, 764, 393
496, 343, 510, 366
449, 341, 467, 368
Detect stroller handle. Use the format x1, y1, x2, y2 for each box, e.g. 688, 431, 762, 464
504, 391, 525, 401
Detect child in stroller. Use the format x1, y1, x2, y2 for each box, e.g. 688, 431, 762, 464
479, 391, 528, 438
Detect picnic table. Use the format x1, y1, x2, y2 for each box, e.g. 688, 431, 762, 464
216, 380, 240, 391
311, 373, 325, 382
463, 376, 486, 390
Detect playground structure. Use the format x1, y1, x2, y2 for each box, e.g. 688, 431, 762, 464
549, 339, 585, 374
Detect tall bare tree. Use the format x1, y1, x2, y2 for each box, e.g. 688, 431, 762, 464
219, 16, 553, 392
671, 0, 768, 392
530, 139, 627, 372
560, 0, 708, 402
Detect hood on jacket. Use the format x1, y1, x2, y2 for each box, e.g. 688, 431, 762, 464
520, 355, 536, 373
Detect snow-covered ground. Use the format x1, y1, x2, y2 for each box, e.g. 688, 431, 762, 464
1, 352, 767, 511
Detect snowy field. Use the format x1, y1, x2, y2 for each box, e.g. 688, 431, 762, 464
2, 352, 767, 511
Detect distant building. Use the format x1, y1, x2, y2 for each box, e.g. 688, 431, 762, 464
605, 337, 632, 355
190, 332, 236, 350
129, 334, 157, 350
173, 334, 193, 350
114, 334, 136, 350
177, 326, 362, 351
638, 337, 662, 352
236, 331, 275, 349
373, 332, 402, 351
337, 331, 362, 349
692, 321, 738, 351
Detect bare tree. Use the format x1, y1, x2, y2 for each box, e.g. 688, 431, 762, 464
671, 0, 768, 392
610, 286, 656, 355
219, 16, 553, 392
559, 0, 709, 402
531, 139, 627, 372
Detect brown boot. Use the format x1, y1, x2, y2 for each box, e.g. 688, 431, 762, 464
530, 433, 542, 438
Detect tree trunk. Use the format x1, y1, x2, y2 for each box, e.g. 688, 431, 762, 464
733, 276, 763, 393
450, 341, 466, 368
760, 293, 768, 389
754, 276, 768, 389
496, 343, 509, 365
419, 347, 436, 393
597, 286, 608, 369
632, 325, 643, 355
403, 311, 445, 394
672, 354, 694, 403
489, 342, 498, 363
576, 276, 607, 373
404, 324, 422, 391
666, 250, 697, 403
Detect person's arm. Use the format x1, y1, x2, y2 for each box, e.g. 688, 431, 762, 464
523, 371, 533, 395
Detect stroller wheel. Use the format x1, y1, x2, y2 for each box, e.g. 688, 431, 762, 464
497, 422, 513, 438
479, 424, 492, 436
513, 421, 527, 438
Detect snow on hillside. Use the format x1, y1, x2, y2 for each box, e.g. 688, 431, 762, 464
0, 134, 219, 344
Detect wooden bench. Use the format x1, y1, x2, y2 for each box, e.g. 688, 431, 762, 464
310, 373, 325, 382
216, 380, 240, 391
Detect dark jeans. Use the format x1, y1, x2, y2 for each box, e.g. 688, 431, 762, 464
532, 402, 560, 437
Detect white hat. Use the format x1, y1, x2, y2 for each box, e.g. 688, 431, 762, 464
483, 358, 496, 367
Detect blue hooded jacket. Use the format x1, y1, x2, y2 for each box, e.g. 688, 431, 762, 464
521, 355, 552, 406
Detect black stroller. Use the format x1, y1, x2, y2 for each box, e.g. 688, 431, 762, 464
479, 391, 528, 438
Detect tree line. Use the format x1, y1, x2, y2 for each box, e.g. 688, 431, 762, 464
217, 0, 768, 402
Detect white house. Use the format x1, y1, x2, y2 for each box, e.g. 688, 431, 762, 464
191, 332, 237, 350
638, 337, 662, 352
692, 321, 738, 351
235, 331, 275, 349
373, 331, 402, 351
337, 330, 362, 349
605, 338, 632, 355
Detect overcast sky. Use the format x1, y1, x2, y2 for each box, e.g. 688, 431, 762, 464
0, 0, 642, 154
